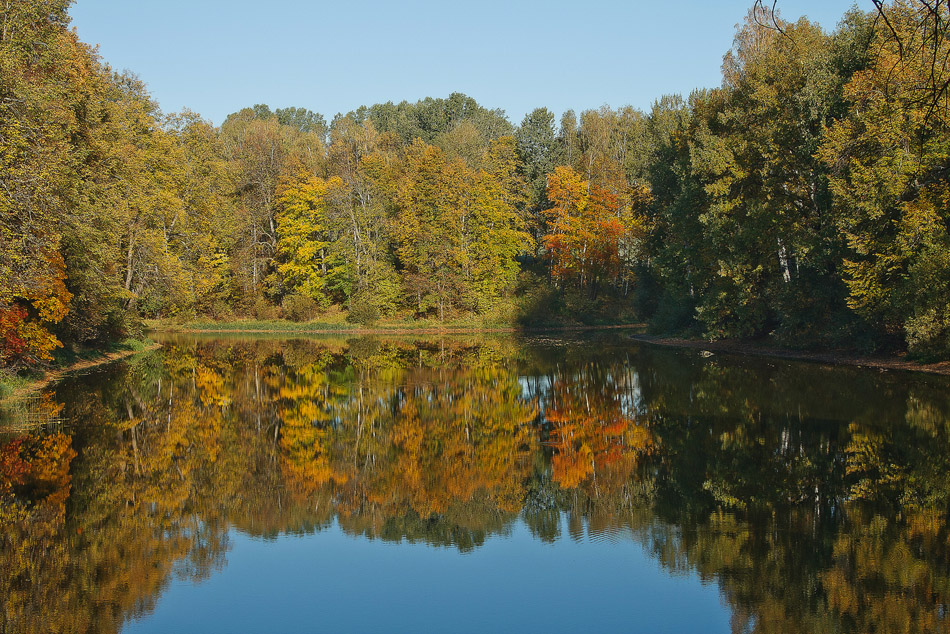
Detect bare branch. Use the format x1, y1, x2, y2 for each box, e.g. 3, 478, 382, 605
871, 0, 905, 58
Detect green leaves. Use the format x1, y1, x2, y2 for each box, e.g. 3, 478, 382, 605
820, 1, 950, 355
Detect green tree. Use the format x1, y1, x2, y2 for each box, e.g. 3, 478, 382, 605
690, 9, 859, 340
275, 175, 347, 307
820, 1, 950, 357
392, 140, 468, 318
516, 107, 558, 242
325, 118, 401, 317
640, 93, 715, 330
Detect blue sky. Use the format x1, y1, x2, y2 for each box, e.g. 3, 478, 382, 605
69, 0, 859, 127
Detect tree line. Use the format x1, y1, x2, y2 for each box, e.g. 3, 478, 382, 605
3, 0, 950, 369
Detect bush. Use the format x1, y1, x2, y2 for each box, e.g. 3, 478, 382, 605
209, 300, 235, 321
514, 272, 563, 327
251, 298, 280, 321
0, 369, 22, 399
346, 299, 381, 325
906, 307, 950, 361
648, 291, 698, 335
281, 294, 320, 322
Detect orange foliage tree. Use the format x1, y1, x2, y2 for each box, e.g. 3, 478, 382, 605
542, 165, 646, 293
0, 254, 71, 367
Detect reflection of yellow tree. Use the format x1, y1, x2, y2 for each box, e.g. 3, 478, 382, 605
636, 507, 950, 634
0, 340, 501, 632
0, 347, 245, 634
269, 339, 540, 527
822, 510, 950, 634
844, 424, 906, 502
4, 336, 950, 634
367, 364, 537, 517
278, 351, 353, 496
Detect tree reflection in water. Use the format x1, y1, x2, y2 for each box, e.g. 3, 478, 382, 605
1, 334, 949, 633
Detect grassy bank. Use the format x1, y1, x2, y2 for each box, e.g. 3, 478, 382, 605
146, 287, 647, 334
145, 316, 646, 335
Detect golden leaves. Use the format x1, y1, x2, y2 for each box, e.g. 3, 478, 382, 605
542, 165, 646, 289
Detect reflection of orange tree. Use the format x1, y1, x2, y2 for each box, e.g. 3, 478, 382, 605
4, 337, 950, 633
545, 365, 653, 491
0, 431, 75, 526
0, 338, 543, 631
0, 430, 82, 633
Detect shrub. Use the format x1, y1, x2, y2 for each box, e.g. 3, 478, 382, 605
251, 298, 280, 321
281, 294, 320, 322
906, 307, 950, 361
346, 299, 381, 326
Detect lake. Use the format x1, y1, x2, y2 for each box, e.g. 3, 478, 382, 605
2, 332, 949, 633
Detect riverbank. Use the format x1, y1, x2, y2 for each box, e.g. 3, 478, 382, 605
630, 334, 950, 376
146, 318, 646, 336
0, 339, 162, 402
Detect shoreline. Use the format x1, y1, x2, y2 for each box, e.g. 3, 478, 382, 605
148, 322, 647, 336
0, 342, 163, 403
630, 334, 950, 376
6, 328, 947, 405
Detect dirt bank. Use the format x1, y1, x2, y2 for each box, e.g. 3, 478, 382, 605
630, 334, 950, 376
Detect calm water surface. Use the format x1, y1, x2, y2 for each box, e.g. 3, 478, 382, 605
2, 333, 949, 633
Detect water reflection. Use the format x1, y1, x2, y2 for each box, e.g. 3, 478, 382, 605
2, 335, 950, 633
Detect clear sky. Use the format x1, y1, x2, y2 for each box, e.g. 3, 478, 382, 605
69, 0, 860, 127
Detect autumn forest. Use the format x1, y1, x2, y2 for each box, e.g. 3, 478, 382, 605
4, 0, 950, 376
